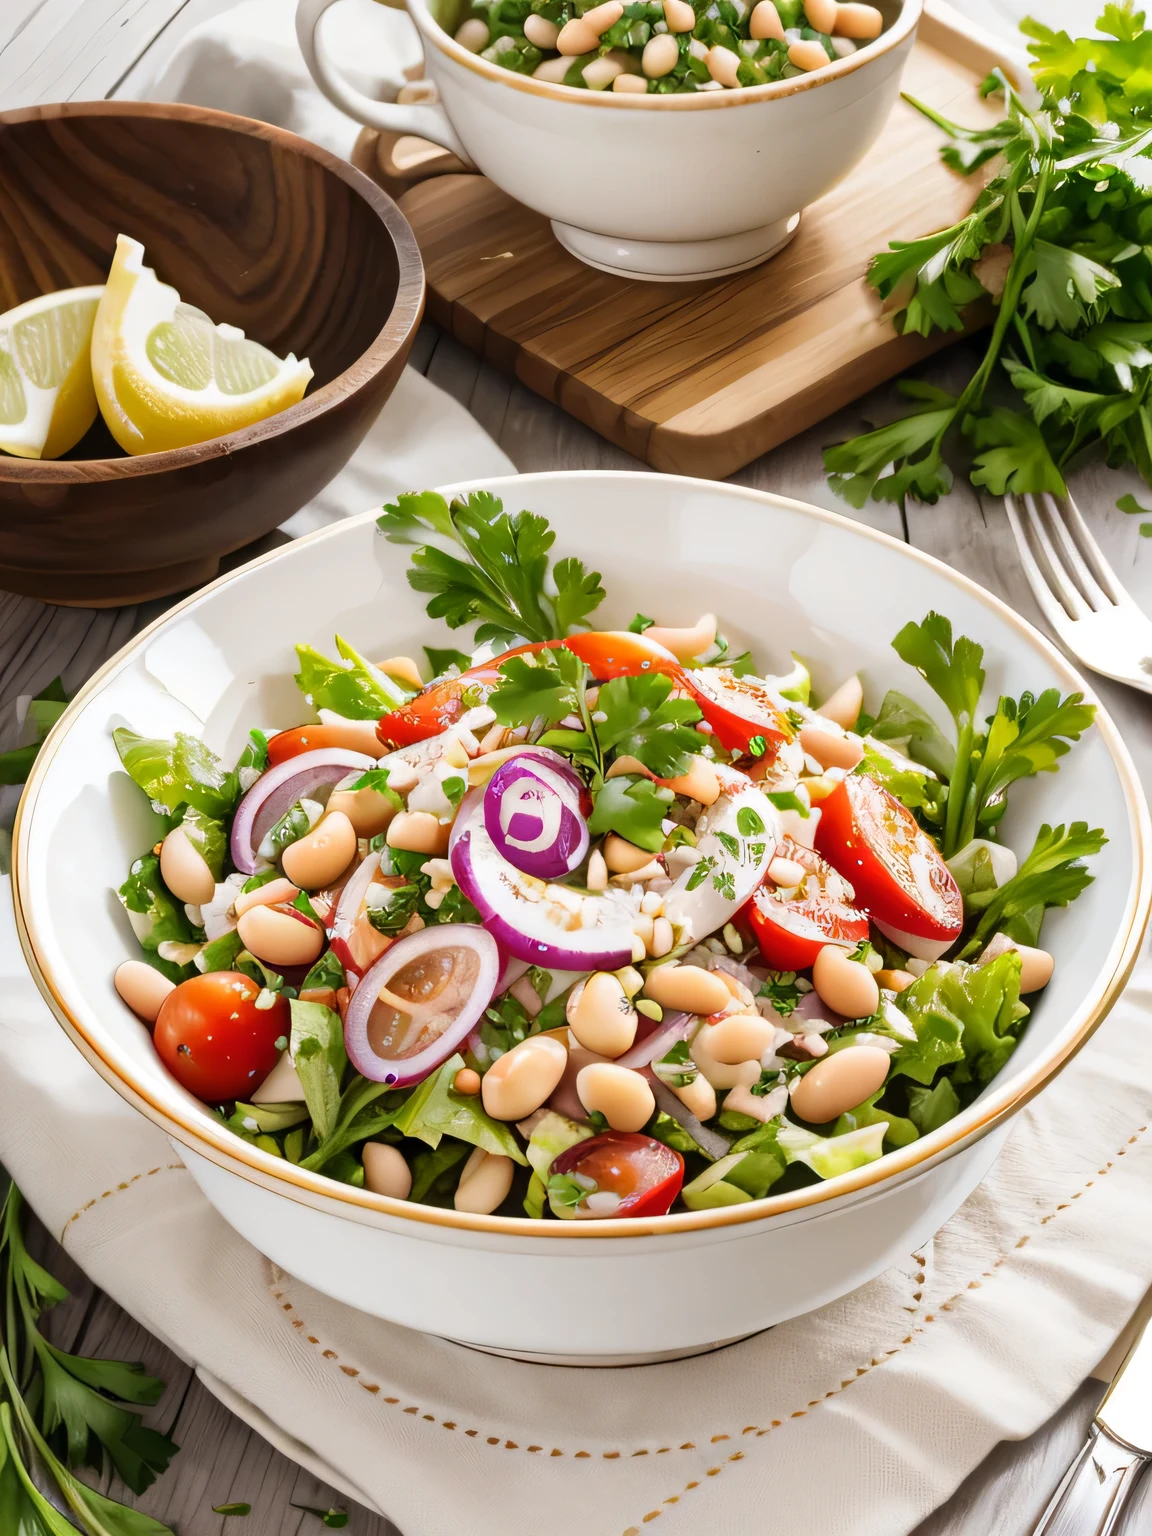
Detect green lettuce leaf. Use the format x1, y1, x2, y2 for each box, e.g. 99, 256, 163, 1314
776, 1121, 888, 1179
294, 635, 408, 720
895, 954, 1028, 1087
289, 1000, 347, 1142
393, 1054, 528, 1164
118, 854, 197, 984
113, 728, 237, 819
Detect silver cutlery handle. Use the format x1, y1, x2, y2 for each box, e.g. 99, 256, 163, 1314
1033, 1426, 1147, 1536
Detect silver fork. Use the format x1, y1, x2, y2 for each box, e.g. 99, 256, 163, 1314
1003, 491, 1152, 695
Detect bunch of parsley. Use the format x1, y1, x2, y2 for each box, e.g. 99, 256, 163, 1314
824, 3, 1152, 507
0, 1183, 178, 1535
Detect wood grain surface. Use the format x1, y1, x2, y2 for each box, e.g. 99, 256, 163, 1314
0, 101, 424, 606
394, 14, 1002, 480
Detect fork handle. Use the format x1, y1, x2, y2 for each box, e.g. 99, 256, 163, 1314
1032, 1426, 1147, 1536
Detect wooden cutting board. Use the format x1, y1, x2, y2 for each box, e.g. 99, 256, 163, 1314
355, 4, 1010, 479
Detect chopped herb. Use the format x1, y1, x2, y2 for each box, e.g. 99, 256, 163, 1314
547, 1172, 593, 1208
758, 971, 801, 1016
747, 734, 767, 758
766, 790, 809, 818
367, 884, 422, 936
736, 806, 766, 837
628, 612, 655, 633
350, 768, 404, 809
377, 490, 605, 646
213, 1504, 252, 1517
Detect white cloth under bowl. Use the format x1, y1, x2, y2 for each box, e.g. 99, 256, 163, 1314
1, 2, 1150, 1535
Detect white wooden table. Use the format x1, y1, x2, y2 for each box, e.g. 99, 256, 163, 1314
2, 2, 1150, 1533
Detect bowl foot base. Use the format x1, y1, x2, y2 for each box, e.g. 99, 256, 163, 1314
444, 1328, 769, 1367
0, 554, 222, 608
549, 213, 801, 282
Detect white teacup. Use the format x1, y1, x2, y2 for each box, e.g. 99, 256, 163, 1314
297, 0, 922, 280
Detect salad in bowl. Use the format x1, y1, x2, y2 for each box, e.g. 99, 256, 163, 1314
108, 489, 1106, 1226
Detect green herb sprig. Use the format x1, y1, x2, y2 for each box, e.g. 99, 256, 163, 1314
0, 1183, 179, 1535
824, 4, 1152, 507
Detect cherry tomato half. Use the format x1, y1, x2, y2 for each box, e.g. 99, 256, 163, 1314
563, 631, 683, 682
746, 838, 869, 971
376, 642, 557, 749
813, 774, 962, 952
684, 668, 795, 760
153, 971, 289, 1104
549, 1131, 684, 1218
267, 721, 384, 766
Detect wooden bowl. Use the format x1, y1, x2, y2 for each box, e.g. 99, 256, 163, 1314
0, 101, 425, 607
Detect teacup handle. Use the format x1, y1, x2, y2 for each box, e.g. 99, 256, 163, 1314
295, 0, 475, 165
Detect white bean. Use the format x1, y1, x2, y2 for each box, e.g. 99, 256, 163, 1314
454, 17, 490, 50
673, 1073, 717, 1121
236, 904, 324, 968
788, 37, 830, 69
523, 12, 560, 47
603, 833, 655, 873
789, 1045, 890, 1123
643, 614, 717, 663
583, 54, 625, 87
798, 722, 864, 771
804, 0, 837, 32
482, 1035, 567, 1121
567, 971, 638, 1057
876, 968, 915, 994
642, 964, 731, 1016
114, 960, 174, 1024
577, 1062, 655, 1132
834, 2, 882, 39
281, 810, 357, 891
534, 56, 573, 79
748, 0, 785, 38
817, 674, 863, 730
327, 785, 397, 837
766, 855, 806, 888
663, 0, 696, 29
386, 810, 449, 855
706, 44, 741, 86
642, 32, 680, 77
662, 755, 720, 805
159, 826, 215, 906
454, 1148, 515, 1214
362, 1141, 412, 1199
812, 944, 879, 1019
689, 1025, 760, 1090
699, 1011, 775, 1065
613, 72, 650, 92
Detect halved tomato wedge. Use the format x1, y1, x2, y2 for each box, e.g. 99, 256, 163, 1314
376, 642, 556, 749
745, 838, 869, 971
267, 720, 385, 765
813, 774, 962, 958
563, 630, 683, 682
684, 668, 795, 760
548, 1131, 684, 1219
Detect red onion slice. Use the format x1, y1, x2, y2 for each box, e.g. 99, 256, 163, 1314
616, 1012, 694, 1070
343, 923, 500, 1086
483, 755, 589, 880
647, 1073, 731, 1161
450, 793, 631, 970
230, 748, 374, 874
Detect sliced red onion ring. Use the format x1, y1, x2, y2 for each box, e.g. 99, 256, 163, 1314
230, 748, 374, 875
646, 1073, 731, 1161
451, 792, 631, 970
483, 755, 588, 880
616, 1012, 694, 1071
343, 923, 500, 1086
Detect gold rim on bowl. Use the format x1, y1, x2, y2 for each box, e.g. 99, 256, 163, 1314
421, 0, 923, 108
12, 473, 1152, 1239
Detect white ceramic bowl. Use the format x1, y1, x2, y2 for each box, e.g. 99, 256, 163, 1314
14, 472, 1151, 1363
295, 0, 922, 279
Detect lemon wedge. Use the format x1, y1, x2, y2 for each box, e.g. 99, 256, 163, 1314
91, 235, 314, 456
0, 287, 102, 460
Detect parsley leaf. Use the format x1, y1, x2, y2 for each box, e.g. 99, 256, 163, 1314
424, 646, 471, 676
965, 407, 1068, 496
378, 490, 605, 646
594, 673, 703, 778
488, 647, 583, 728
758, 972, 801, 1016
960, 820, 1107, 955
587, 775, 674, 852
294, 635, 409, 718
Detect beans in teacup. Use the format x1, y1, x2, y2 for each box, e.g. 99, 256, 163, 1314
455, 0, 887, 93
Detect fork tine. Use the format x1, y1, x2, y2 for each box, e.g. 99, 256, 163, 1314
1018, 494, 1093, 621
1004, 495, 1085, 636
1035, 493, 1114, 612
1045, 490, 1131, 607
